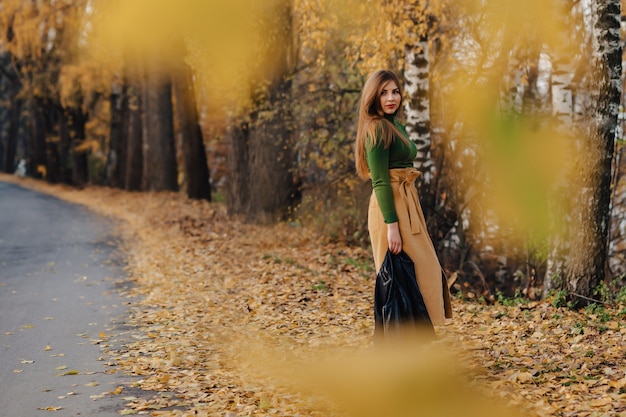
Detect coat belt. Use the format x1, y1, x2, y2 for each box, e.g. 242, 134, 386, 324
389, 168, 421, 235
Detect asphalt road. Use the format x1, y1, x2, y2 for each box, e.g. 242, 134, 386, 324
0, 181, 136, 416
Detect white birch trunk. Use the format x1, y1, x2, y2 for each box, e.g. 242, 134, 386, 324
500, 49, 526, 116
404, 39, 433, 186
563, 0, 621, 302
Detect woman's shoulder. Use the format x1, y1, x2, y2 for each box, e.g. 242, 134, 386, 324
392, 119, 409, 138
392, 118, 407, 129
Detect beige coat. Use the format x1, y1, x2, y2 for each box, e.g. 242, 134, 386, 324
368, 168, 452, 326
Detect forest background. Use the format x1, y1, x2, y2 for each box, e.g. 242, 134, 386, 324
1, 0, 626, 306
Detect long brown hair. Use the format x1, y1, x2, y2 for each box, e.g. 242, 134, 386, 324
354, 70, 410, 179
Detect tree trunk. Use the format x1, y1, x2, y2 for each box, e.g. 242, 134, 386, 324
124, 84, 143, 191
227, 120, 250, 215
227, 94, 298, 223
226, 0, 297, 223
2, 95, 21, 173
141, 66, 178, 192
172, 59, 211, 201
404, 24, 459, 250
105, 81, 125, 187
564, 0, 621, 304
0, 51, 21, 174
24, 95, 48, 180
404, 38, 433, 190
500, 61, 525, 117
65, 105, 89, 187
246, 84, 296, 224
608, 136, 626, 277
44, 102, 63, 183
227, 92, 297, 223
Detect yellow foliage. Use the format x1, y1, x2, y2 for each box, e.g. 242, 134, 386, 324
74, 139, 100, 153
89, 0, 289, 114
1, 0, 86, 60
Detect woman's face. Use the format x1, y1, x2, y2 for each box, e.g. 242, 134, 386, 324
380, 80, 401, 115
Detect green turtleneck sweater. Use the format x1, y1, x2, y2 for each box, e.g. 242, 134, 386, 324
365, 118, 417, 224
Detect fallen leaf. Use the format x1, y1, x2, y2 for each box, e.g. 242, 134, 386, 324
61, 370, 79, 376
590, 397, 613, 407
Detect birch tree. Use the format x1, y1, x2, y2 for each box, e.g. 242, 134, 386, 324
608, 117, 626, 277
404, 21, 433, 187
563, 0, 621, 303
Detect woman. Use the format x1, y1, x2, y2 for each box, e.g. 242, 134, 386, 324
355, 70, 452, 327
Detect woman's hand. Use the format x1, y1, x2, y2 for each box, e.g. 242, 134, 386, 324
387, 222, 402, 254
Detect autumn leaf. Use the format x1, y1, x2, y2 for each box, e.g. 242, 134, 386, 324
511, 371, 534, 384
61, 370, 79, 376
37, 407, 63, 411
589, 397, 613, 407
110, 386, 123, 395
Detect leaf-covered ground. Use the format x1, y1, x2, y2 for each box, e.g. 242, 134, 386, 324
2, 174, 625, 417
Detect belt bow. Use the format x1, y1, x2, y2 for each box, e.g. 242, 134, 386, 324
390, 168, 421, 235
